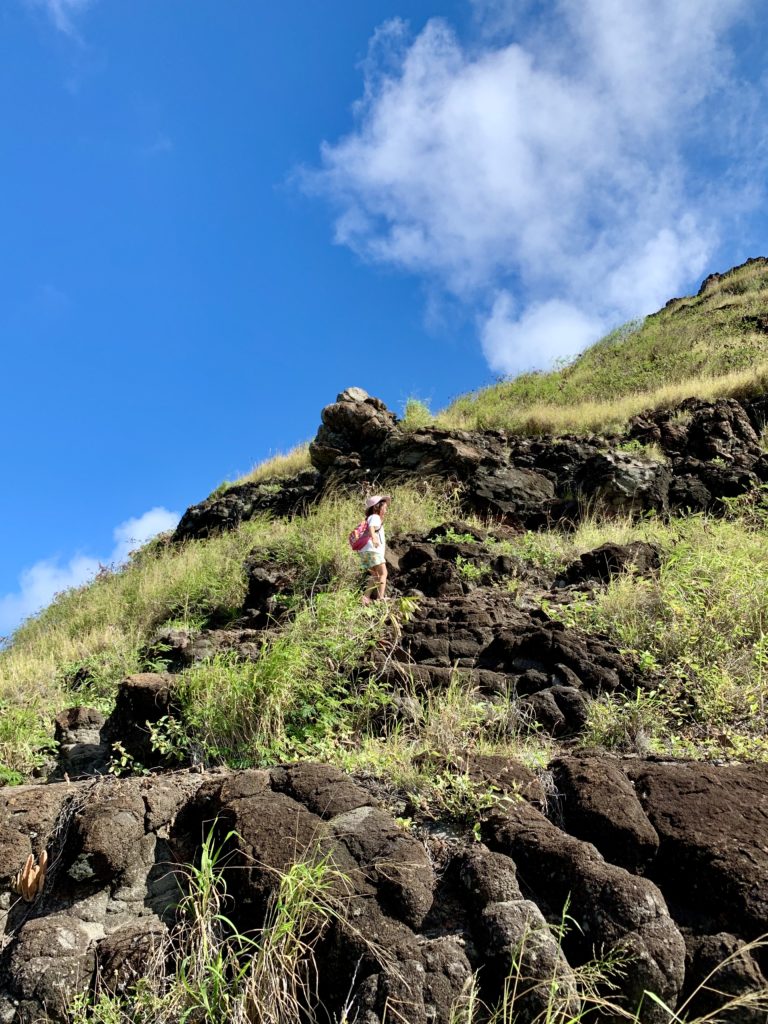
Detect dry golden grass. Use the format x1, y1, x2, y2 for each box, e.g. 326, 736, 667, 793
239, 443, 312, 485
439, 361, 768, 436
440, 258, 768, 436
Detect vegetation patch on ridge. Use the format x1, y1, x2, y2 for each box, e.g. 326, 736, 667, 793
440, 258, 768, 435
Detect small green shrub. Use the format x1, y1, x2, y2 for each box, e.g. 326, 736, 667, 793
432, 528, 479, 544
400, 397, 434, 431
455, 555, 487, 583
582, 688, 669, 753
177, 589, 391, 765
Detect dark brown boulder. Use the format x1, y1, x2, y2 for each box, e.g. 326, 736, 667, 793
8, 915, 99, 1022
327, 805, 435, 929
485, 800, 686, 1023
479, 900, 581, 1021
172, 469, 320, 542
68, 785, 147, 884
626, 762, 768, 940
54, 707, 108, 778
550, 756, 660, 871
102, 673, 177, 767
243, 560, 295, 623
270, 762, 377, 819
96, 918, 168, 994
573, 451, 671, 514
0, 781, 70, 889
682, 931, 768, 1023
562, 541, 661, 586
470, 463, 556, 519
457, 845, 523, 904
686, 399, 762, 467
309, 387, 398, 471
459, 754, 547, 808
216, 785, 327, 906
350, 929, 472, 1024
397, 556, 466, 599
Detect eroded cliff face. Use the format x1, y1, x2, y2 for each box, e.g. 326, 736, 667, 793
2, 387, 768, 1023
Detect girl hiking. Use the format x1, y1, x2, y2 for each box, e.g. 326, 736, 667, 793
353, 495, 390, 604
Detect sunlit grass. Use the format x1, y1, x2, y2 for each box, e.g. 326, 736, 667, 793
0, 485, 456, 776
440, 259, 768, 435
238, 443, 312, 485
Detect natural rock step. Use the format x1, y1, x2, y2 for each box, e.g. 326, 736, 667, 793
381, 586, 639, 736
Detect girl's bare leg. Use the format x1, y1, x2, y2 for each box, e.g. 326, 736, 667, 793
368, 563, 386, 600
363, 564, 387, 603
363, 567, 379, 604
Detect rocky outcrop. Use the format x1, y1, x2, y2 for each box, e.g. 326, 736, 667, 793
550, 756, 660, 872
172, 387, 768, 544
379, 585, 637, 736
173, 469, 321, 542
100, 673, 178, 769
485, 799, 686, 1023
309, 386, 398, 471
560, 540, 661, 586
625, 762, 768, 942
3, 759, 764, 1023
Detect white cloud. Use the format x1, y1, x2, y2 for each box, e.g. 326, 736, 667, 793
482, 293, 606, 376
310, 0, 763, 373
26, 0, 94, 37
111, 507, 179, 565
0, 507, 179, 640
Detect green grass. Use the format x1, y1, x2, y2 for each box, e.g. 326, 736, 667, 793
0, 487, 454, 777
69, 827, 350, 1024
400, 397, 435, 431
176, 589, 392, 766
440, 258, 768, 435
493, 498, 768, 759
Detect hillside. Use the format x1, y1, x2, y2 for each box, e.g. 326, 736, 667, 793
1, 261, 768, 1023
442, 256, 768, 434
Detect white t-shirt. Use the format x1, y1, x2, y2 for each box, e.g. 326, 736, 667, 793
361, 513, 385, 553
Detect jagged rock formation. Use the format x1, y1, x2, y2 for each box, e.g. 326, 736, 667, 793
1, 760, 766, 1023
172, 388, 768, 544
376, 585, 637, 737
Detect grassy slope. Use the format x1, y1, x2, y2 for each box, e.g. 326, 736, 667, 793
441, 257, 768, 434
3, 258, 768, 789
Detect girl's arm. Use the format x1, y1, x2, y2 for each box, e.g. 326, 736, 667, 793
368, 514, 381, 547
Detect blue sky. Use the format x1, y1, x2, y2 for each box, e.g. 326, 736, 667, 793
1, 0, 768, 635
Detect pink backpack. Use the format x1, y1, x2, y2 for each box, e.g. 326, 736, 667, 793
349, 519, 373, 551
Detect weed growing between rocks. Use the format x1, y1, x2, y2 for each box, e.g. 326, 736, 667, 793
450, 928, 768, 1024
335, 674, 555, 826
69, 827, 351, 1024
